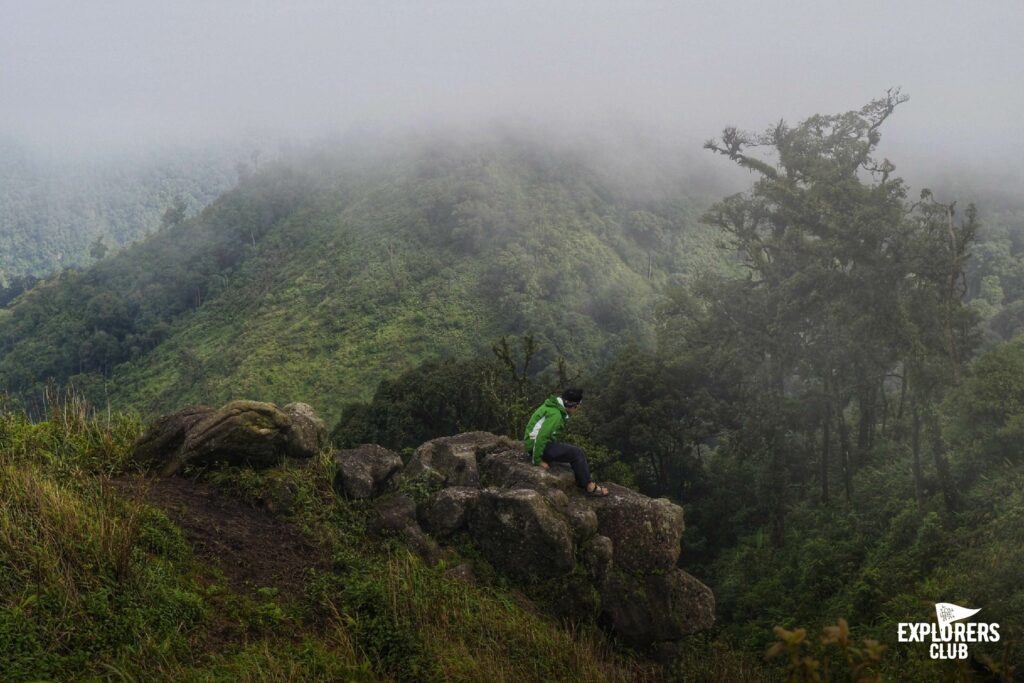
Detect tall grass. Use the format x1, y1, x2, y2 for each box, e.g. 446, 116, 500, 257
0, 388, 754, 681
0, 384, 143, 475
0, 386, 147, 610
0, 387, 205, 681
349, 549, 660, 683
0, 462, 143, 597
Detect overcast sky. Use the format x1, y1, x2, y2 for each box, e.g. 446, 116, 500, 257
2, 1, 1023, 183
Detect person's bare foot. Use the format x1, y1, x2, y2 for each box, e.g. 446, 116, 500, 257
586, 482, 609, 496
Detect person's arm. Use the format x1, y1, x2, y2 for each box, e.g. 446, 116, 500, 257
531, 411, 562, 465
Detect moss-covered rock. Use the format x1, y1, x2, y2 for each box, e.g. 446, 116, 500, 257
131, 400, 327, 476
333, 444, 403, 499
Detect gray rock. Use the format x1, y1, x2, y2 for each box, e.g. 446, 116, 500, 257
403, 432, 518, 488
542, 488, 570, 509
368, 495, 417, 535
565, 500, 599, 542
367, 495, 440, 565
580, 534, 614, 585
418, 487, 480, 537
600, 568, 715, 647
478, 449, 577, 492
131, 405, 215, 472
333, 444, 403, 499
467, 487, 575, 582
132, 400, 329, 476
584, 484, 685, 572
283, 402, 327, 458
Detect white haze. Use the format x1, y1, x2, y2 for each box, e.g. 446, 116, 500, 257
2, 0, 1023, 189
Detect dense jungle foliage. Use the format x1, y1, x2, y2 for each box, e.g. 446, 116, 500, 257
3, 97, 1024, 680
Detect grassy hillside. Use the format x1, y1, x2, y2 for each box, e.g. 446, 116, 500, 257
0, 391, 769, 682
0, 137, 729, 423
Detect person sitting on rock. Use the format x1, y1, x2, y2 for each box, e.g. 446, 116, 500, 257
523, 388, 609, 496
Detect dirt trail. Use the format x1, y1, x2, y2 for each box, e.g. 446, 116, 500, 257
111, 475, 327, 597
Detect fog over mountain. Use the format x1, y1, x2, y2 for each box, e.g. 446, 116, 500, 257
8, 5, 1024, 682
2, 0, 1022, 189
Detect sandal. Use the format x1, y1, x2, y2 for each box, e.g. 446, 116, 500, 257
585, 482, 609, 497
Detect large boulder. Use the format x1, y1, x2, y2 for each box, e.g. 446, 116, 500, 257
465, 435, 712, 647
283, 402, 327, 459
584, 484, 685, 572
132, 400, 327, 476
131, 405, 215, 472
467, 487, 575, 582
401, 432, 520, 488
417, 486, 480, 537
332, 445, 403, 499
600, 569, 716, 647
479, 449, 577, 492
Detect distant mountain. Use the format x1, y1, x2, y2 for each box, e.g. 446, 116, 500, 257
0, 138, 241, 283
0, 136, 731, 422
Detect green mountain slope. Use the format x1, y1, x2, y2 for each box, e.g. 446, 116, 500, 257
0, 138, 729, 423
0, 138, 239, 283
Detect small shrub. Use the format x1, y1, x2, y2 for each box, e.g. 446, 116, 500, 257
766, 618, 885, 683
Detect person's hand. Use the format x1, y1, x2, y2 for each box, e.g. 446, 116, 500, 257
540, 461, 550, 470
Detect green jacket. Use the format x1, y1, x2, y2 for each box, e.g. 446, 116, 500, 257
523, 395, 569, 465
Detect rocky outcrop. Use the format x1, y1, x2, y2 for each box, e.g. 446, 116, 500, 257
400, 432, 715, 648
467, 487, 576, 582
332, 444, 403, 499
131, 400, 327, 476
133, 405, 714, 650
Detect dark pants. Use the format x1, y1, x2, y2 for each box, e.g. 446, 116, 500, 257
542, 442, 592, 489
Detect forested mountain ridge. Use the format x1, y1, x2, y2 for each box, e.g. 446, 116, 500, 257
7, 106, 1024, 680
0, 138, 728, 422
322, 99, 1024, 679
0, 138, 240, 286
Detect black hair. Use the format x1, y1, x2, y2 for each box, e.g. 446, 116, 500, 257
561, 388, 584, 406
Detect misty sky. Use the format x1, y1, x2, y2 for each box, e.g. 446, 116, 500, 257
2, 1, 1023, 182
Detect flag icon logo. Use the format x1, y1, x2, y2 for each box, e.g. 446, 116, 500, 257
935, 603, 982, 629
898, 602, 998, 660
